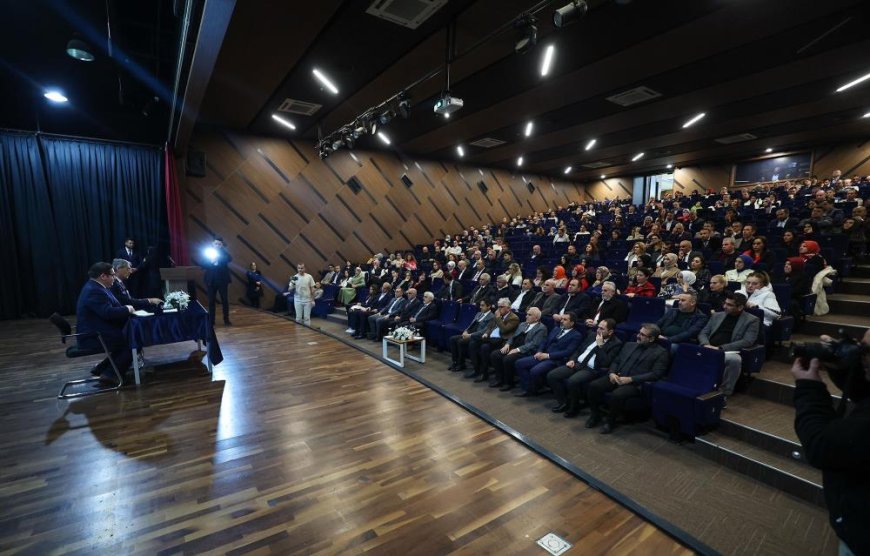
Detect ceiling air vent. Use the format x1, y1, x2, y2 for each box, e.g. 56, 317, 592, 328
715, 133, 758, 144
277, 97, 322, 116
605, 86, 662, 107
581, 161, 610, 169
469, 137, 506, 148
366, 0, 448, 30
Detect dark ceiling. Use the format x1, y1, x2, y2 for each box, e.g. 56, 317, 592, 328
4, 0, 869, 180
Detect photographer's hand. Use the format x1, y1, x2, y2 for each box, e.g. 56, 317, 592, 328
791, 357, 823, 383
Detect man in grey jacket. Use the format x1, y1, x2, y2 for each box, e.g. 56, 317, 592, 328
489, 307, 547, 389
697, 291, 760, 399
448, 299, 494, 372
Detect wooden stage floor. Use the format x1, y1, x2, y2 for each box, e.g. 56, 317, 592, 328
0, 309, 691, 555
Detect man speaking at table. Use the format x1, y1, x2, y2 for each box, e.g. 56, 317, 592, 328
76, 262, 134, 385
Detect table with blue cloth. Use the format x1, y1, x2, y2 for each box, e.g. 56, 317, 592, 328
123, 302, 222, 385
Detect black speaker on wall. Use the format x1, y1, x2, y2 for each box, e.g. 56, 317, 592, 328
477, 180, 488, 194
527, 181, 536, 193
347, 176, 363, 194
401, 174, 413, 188
186, 150, 206, 177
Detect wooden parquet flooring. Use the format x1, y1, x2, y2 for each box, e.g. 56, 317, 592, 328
0, 309, 691, 555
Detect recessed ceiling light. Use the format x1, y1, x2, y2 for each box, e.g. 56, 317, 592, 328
66, 39, 95, 62
456, 145, 464, 157
862, 111, 870, 118
584, 138, 596, 151
44, 90, 68, 103
517, 156, 524, 167
765, 147, 773, 153
540, 45, 555, 77
631, 152, 644, 162
600, 174, 606, 179
524, 121, 534, 137
564, 166, 572, 174
835, 70, 870, 93
271, 114, 296, 130
444, 112, 450, 119
681, 112, 706, 128
377, 132, 391, 145
666, 163, 673, 169
312, 68, 339, 94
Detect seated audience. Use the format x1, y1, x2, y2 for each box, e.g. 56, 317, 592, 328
347, 283, 390, 338
697, 292, 760, 400
509, 278, 537, 313
468, 298, 520, 381
656, 292, 709, 345
585, 281, 629, 327
702, 274, 728, 313
625, 267, 657, 297
490, 308, 548, 389
513, 311, 583, 396
552, 279, 591, 326
738, 271, 782, 327
448, 299, 494, 373
366, 287, 407, 341
725, 255, 753, 285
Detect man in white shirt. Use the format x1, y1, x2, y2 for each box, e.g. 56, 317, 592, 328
289, 263, 316, 326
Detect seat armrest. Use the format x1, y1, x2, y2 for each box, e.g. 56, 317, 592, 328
697, 390, 724, 401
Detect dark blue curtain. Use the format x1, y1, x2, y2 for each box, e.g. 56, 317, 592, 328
0, 131, 164, 319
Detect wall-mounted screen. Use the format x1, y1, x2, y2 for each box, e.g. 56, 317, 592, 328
733, 153, 812, 184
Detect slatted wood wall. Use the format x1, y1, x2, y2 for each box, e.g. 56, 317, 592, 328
581, 177, 635, 202
179, 130, 586, 299
672, 164, 733, 195
811, 140, 870, 179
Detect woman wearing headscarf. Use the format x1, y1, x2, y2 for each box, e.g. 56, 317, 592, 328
799, 240, 827, 278
783, 257, 811, 321
587, 266, 612, 296
725, 254, 754, 285
338, 267, 366, 305
654, 252, 680, 283
658, 270, 697, 299
551, 265, 568, 288
571, 264, 590, 290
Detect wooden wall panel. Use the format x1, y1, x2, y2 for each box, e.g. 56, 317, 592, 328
811, 140, 870, 179
179, 131, 587, 302
673, 164, 733, 195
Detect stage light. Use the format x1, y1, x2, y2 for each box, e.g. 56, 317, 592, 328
553, 0, 588, 28
66, 39, 95, 62
378, 109, 395, 126
765, 147, 773, 153
514, 15, 537, 54
271, 114, 296, 130
862, 111, 870, 118
312, 68, 339, 94
524, 121, 534, 137
44, 90, 68, 103
331, 138, 343, 151
540, 45, 555, 76
517, 156, 524, 167
377, 132, 391, 145
584, 138, 596, 151
835, 70, 870, 93
398, 97, 411, 119
631, 152, 644, 161
666, 163, 673, 169
444, 112, 450, 119
600, 175, 606, 179
204, 247, 218, 262
456, 145, 465, 157
564, 166, 572, 174
682, 112, 706, 128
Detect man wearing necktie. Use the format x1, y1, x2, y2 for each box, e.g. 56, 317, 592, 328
547, 318, 623, 417
437, 274, 463, 302
76, 262, 135, 385
401, 292, 437, 331
116, 238, 141, 269
367, 287, 406, 341
490, 308, 548, 389
513, 312, 583, 396
467, 298, 519, 381
510, 279, 536, 313
448, 299, 493, 372
551, 279, 590, 327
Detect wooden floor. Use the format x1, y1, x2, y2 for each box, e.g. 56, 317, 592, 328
0, 309, 691, 555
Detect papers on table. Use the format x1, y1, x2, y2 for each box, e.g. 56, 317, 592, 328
133, 310, 153, 317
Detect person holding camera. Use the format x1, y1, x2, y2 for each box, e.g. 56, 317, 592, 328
288, 263, 316, 326
792, 329, 870, 555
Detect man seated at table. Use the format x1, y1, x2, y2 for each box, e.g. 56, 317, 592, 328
77, 262, 135, 385
111, 259, 163, 309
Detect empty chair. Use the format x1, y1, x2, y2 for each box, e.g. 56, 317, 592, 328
616, 297, 666, 335
50, 313, 124, 399
432, 302, 473, 351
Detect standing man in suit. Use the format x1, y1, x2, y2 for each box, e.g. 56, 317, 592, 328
367, 287, 407, 341
490, 307, 548, 389
467, 297, 520, 381
697, 291, 760, 400
509, 278, 536, 313
448, 299, 494, 373
76, 262, 135, 384
547, 318, 623, 417
585, 323, 670, 434
584, 281, 628, 327
514, 312, 583, 396
116, 238, 141, 269
201, 237, 233, 326
551, 279, 590, 326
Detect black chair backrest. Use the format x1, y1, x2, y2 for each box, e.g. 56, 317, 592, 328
49, 313, 72, 337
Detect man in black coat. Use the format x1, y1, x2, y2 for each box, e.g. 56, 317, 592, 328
509, 278, 536, 313
585, 323, 670, 434
792, 330, 870, 555
116, 237, 141, 268
201, 237, 233, 326
110, 259, 163, 309
584, 281, 629, 327
551, 278, 590, 327
437, 274, 463, 302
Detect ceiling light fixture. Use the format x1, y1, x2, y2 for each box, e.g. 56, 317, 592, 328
517, 156, 524, 167
377, 132, 391, 145
631, 152, 644, 162
524, 121, 534, 137
66, 39, 95, 62
584, 138, 596, 151
564, 166, 572, 174
765, 147, 773, 153
862, 111, 870, 118
312, 68, 339, 94
540, 45, 555, 76
553, 0, 588, 28
681, 112, 706, 128
835, 70, 870, 93
271, 114, 296, 130
666, 163, 673, 169
43, 90, 68, 103
514, 15, 537, 55
444, 112, 450, 119
600, 174, 606, 179
456, 145, 465, 157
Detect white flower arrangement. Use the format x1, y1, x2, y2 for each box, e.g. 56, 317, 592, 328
164, 290, 191, 310
391, 326, 416, 341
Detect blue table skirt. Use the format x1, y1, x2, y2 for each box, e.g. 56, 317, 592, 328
123, 302, 222, 365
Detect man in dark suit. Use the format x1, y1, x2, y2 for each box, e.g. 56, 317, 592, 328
467, 297, 520, 380
514, 311, 583, 396
584, 281, 628, 327
531, 280, 563, 317
437, 274, 463, 301
693, 228, 721, 253
492, 274, 517, 302
585, 322, 670, 434
367, 287, 407, 341
465, 273, 496, 305
509, 278, 536, 313
698, 291, 760, 399
448, 299, 494, 373
547, 318, 623, 417
349, 283, 392, 338
490, 307, 548, 389
551, 279, 590, 327
116, 238, 141, 268
455, 260, 473, 282
402, 291, 438, 330
201, 237, 233, 326
656, 292, 709, 347
76, 262, 135, 384
110, 259, 163, 309
767, 208, 798, 234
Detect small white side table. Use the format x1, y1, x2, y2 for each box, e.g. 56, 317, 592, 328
382, 336, 426, 367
